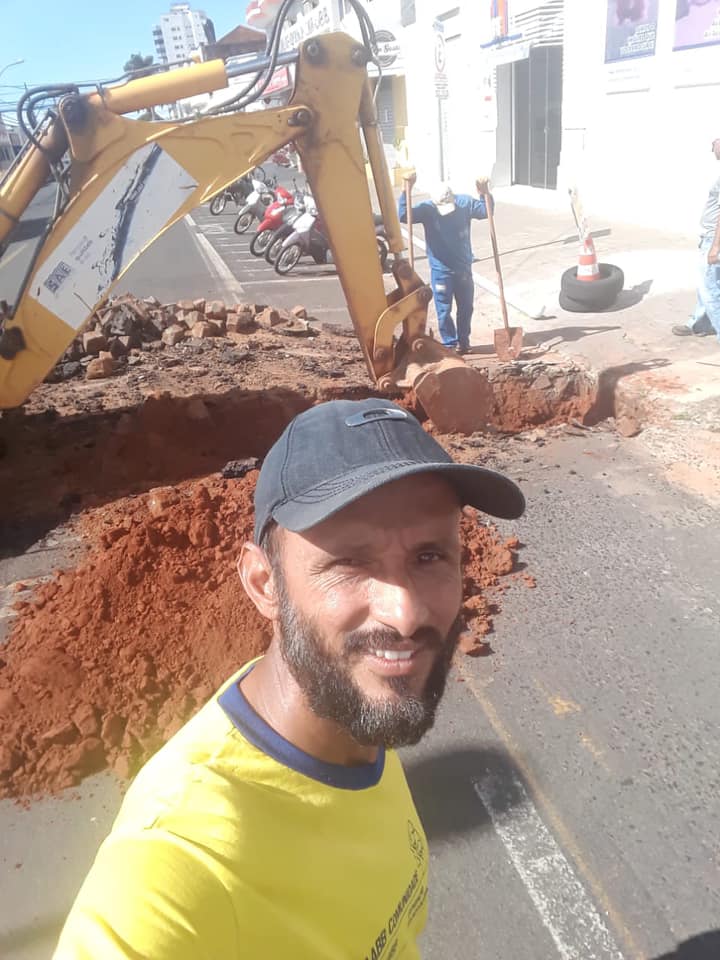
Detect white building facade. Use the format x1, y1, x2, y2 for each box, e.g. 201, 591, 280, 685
244, 0, 720, 231
153, 3, 215, 64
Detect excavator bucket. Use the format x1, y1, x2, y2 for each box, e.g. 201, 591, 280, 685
390, 336, 494, 436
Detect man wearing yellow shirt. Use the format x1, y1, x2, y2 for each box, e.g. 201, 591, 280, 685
55, 397, 524, 959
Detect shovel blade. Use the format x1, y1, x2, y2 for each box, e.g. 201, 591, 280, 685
494, 326, 524, 361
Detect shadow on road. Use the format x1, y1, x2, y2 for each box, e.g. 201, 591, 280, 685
6, 216, 49, 245
404, 745, 523, 843
598, 278, 654, 313
522, 324, 622, 347
652, 930, 720, 958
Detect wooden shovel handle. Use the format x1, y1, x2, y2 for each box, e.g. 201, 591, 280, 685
485, 194, 510, 333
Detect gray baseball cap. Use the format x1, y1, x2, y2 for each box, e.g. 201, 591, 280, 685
253, 398, 525, 544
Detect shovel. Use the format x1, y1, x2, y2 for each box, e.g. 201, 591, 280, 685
484, 188, 523, 360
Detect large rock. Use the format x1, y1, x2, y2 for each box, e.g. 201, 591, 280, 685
291, 304, 308, 320
102, 304, 137, 338
226, 309, 255, 333
86, 357, 114, 380
176, 299, 196, 312
161, 324, 186, 346
205, 300, 227, 320
82, 331, 108, 355
108, 337, 129, 359
177, 309, 203, 330
190, 321, 218, 339
193, 298, 207, 313
257, 307, 281, 329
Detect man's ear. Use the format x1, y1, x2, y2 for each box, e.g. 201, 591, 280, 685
237, 542, 278, 620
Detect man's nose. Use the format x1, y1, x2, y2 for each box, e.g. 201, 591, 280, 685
368, 577, 431, 638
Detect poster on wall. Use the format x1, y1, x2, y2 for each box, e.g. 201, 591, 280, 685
604, 0, 659, 62
673, 0, 720, 50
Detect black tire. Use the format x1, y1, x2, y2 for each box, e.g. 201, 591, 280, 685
234, 212, 254, 234
275, 243, 302, 275
250, 229, 274, 256
266, 234, 286, 265
209, 195, 226, 215
560, 263, 624, 308
559, 290, 593, 313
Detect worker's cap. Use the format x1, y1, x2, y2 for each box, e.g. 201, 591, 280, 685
431, 182, 456, 216
253, 398, 524, 544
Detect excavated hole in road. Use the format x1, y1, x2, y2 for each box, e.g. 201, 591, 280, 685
0, 359, 593, 801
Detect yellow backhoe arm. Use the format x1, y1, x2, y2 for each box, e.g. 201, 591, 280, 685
0, 33, 489, 433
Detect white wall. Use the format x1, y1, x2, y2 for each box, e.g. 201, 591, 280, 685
559, 0, 719, 232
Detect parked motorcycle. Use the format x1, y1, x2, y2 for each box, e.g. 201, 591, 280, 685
264, 181, 310, 265
209, 176, 252, 215
249, 187, 296, 257
233, 179, 275, 234
274, 204, 331, 275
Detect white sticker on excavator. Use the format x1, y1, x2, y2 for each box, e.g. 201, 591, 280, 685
30, 143, 197, 329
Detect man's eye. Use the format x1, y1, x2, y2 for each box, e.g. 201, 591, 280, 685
418, 551, 444, 564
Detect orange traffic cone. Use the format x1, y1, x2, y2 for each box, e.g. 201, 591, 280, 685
576, 236, 600, 282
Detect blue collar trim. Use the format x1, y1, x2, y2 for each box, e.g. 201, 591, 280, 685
217, 665, 385, 790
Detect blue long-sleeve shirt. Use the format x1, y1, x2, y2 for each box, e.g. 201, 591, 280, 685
398, 192, 491, 274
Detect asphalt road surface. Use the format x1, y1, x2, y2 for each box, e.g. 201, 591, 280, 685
2, 428, 719, 960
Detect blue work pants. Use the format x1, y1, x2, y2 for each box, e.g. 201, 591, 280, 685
430, 268, 475, 349
688, 239, 720, 341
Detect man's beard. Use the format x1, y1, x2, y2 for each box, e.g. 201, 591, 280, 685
274, 571, 462, 748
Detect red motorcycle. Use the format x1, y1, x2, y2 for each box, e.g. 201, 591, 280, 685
248, 187, 295, 256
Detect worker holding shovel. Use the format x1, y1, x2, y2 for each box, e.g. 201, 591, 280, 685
399, 172, 493, 355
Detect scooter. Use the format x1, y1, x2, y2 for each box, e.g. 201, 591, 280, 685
264, 181, 310, 265
209, 176, 252, 215
249, 187, 296, 257
274, 204, 331, 275
233, 179, 275, 234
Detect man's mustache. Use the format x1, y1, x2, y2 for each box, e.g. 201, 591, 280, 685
342, 626, 446, 656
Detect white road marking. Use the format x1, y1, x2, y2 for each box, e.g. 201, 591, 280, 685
474, 771, 624, 960
198, 224, 227, 235
238, 275, 340, 286
185, 213, 244, 297
400, 226, 547, 319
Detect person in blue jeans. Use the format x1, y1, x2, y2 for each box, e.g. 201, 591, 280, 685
673, 137, 720, 342
399, 172, 492, 354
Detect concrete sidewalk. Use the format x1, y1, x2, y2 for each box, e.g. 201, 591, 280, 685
402, 187, 720, 433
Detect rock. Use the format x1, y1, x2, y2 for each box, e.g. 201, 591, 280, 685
458, 632, 491, 657
113, 754, 133, 780
143, 295, 161, 308
101, 714, 126, 748
86, 357, 114, 380
82, 331, 108, 355
66, 737, 105, 775
252, 303, 268, 315
161, 324, 186, 346
176, 299, 195, 312
190, 321, 217, 339
127, 354, 142, 366
226, 310, 255, 333
108, 337, 129, 359
193, 298, 207, 313
221, 457, 260, 478
72, 703, 100, 738
220, 347, 250, 364
291, 304, 308, 320
102, 304, 136, 337
616, 415, 641, 438
62, 339, 84, 362
176, 309, 203, 329
41, 721, 79, 746
143, 312, 167, 339
204, 299, 226, 320
257, 307, 281, 329
58, 361, 82, 381
278, 318, 318, 337
144, 340, 166, 351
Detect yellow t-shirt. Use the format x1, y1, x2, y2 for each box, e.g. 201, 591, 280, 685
54, 661, 429, 959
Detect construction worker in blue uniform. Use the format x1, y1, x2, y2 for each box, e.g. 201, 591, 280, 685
399, 172, 492, 354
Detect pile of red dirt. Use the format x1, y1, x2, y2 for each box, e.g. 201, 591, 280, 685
0, 474, 520, 800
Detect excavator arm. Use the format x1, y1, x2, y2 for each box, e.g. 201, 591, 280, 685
0, 31, 490, 433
